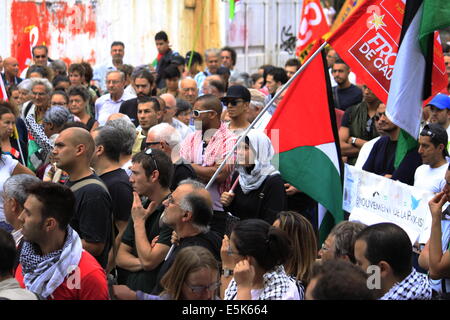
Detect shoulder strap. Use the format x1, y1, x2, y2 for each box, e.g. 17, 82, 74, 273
69, 178, 118, 269
69, 178, 109, 194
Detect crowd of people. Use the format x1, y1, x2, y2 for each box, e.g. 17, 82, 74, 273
0, 25, 450, 301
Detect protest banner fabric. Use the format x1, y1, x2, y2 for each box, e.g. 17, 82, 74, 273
343, 164, 433, 244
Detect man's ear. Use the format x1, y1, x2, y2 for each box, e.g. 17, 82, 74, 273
378, 260, 392, 278
44, 217, 58, 232
182, 210, 193, 222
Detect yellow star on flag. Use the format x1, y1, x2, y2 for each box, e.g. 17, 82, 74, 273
370, 12, 387, 31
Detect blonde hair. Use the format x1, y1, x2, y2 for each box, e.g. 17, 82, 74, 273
160, 246, 219, 300
276, 211, 317, 285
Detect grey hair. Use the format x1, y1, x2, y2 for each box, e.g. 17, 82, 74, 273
50, 60, 67, 74
43, 106, 74, 127
3, 174, 41, 206
178, 179, 206, 190
148, 123, 181, 149
250, 99, 265, 110
330, 221, 367, 263
179, 193, 210, 234
205, 48, 221, 59
230, 72, 251, 88
105, 117, 137, 155
31, 78, 53, 93
17, 79, 34, 92
106, 70, 125, 82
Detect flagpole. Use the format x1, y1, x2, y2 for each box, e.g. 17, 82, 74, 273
205, 41, 329, 190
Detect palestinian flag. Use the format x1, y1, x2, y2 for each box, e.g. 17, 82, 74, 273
386, 0, 450, 168
266, 45, 344, 244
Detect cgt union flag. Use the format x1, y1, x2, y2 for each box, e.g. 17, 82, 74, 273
327, 0, 447, 104
296, 0, 330, 62
266, 44, 344, 244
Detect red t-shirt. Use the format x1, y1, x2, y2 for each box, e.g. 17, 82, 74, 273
15, 250, 109, 300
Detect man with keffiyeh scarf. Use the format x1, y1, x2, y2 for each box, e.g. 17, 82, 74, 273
354, 223, 432, 300
14, 182, 109, 300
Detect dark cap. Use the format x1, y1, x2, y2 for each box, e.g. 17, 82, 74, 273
221, 85, 251, 103
421, 123, 449, 157
171, 55, 185, 66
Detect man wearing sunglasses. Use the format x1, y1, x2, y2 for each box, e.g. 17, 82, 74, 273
20, 45, 51, 79
221, 85, 251, 134
180, 94, 236, 237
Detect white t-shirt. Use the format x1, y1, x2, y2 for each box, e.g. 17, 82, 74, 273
414, 162, 448, 193
0, 155, 19, 222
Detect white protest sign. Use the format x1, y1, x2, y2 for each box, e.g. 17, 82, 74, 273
343, 164, 434, 244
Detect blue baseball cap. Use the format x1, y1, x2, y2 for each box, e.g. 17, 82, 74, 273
427, 93, 450, 110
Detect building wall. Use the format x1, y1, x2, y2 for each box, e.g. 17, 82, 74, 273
0, 0, 300, 73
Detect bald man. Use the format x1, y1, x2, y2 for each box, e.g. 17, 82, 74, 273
160, 93, 192, 140
179, 78, 198, 105
53, 127, 113, 269
2, 57, 22, 87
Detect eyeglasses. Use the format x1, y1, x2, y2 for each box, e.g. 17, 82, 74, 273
166, 193, 182, 208
145, 148, 159, 172
373, 112, 386, 121
146, 141, 161, 148
185, 281, 220, 294
32, 91, 47, 97
227, 99, 245, 107
34, 55, 47, 59
192, 109, 215, 117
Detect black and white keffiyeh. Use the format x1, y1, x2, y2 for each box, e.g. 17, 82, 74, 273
380, 268, 432, 300
224, 265, 300, 300
20, 227, 83, 299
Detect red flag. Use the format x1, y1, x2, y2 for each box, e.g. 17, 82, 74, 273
0, 75, 7, 101
296, 0, 330, 61
327, 0, 447, 103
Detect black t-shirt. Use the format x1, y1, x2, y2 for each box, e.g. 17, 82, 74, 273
333, 84, 363, 111
120, 200, 173, 293
66, 174, 113, 269
100, 169, 133, 223
224, 174, 287, 225
171, 161, 197, 191
152, 230, 222, 295
119, 98, 139, 127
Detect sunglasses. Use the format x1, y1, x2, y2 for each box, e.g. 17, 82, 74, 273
34, 55, 47, 59
192, 109, 215, 117
145, 148, 159, 172
227, 99, 245, 107
373, 112, 386, 121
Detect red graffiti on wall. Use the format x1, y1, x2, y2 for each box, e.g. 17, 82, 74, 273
10, 1, 97, 72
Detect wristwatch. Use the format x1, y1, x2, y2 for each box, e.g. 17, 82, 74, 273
351, 137, 357, 146
221, 269, 234, 277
